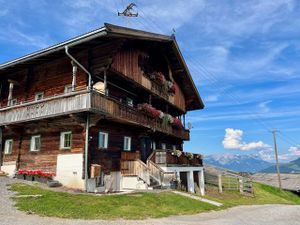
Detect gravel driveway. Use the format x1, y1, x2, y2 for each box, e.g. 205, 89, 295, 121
1, 176, 300, 225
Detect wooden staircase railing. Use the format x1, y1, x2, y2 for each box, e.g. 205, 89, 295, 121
146, 151, 176, 186
121, 159, 150, 185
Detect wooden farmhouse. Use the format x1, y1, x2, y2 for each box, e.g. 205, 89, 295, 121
0, 24, 205, 194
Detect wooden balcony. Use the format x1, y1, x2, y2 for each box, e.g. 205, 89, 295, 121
0, 90, 189, 140
0, 90, 91, 126
149, 149, 203, 167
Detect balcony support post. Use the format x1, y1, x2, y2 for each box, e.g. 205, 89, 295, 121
104, 70, 108, 96
187, 170, 195, 193
65, 46, 92, 90
7, 82, 14, 106
198, 169, 205, 196
71, 61, 78, 91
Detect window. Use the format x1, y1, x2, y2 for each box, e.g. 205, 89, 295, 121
126, 97, 133, 107
35, 92, 44, 101
11, 99, 18, 106
64, 84, 73, 93
161, 143, 166, 150
172, 145, 177, 150
123, 136, 131, 151
60, 131, 72, 149
98, 132, 108, 149
30, 135, 41, 151
4, 139, 13, 154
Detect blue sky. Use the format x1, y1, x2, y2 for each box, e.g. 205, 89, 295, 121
1, 0, 300, 162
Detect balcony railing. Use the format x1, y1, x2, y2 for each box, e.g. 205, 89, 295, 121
148, 149, 203, 167
91, 91, 189, 139
0, 90, 91, 126
0, 90, 189, 140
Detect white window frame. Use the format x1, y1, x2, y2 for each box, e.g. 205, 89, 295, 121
4, 139, 13, 154
30, 135, 41, 152
98, 132, 108, 149
64, 84, 73, 94
161, 143, 166, 150
35, 92, 44, 101
60, 131, 72, 149
123, 136, 132, 151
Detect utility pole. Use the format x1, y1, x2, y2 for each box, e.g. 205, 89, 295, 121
272, 129, 282, 189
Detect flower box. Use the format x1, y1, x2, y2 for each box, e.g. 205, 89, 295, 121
17, 169, 55, 183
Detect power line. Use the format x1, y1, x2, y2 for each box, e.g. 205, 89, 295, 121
129, 7, 300, 149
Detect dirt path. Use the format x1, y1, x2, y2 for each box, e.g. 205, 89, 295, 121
1, 177, 300, 225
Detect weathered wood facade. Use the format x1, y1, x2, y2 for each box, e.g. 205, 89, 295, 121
0, 24, 205, 194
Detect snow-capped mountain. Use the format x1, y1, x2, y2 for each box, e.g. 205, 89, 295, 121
204, 154, 273, 173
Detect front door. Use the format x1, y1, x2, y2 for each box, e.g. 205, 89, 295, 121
140, 137, 151, 162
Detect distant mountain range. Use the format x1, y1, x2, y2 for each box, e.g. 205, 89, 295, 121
204, 154, 273, 173
261, 157, 300, 174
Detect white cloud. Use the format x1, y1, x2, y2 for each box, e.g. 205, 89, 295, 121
278, 145, 300, 161
222, 128, 271, 151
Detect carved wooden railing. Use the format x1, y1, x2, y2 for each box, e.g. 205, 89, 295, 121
0, 89, 189, 140
91, 91, 190, 140
150, 149, 203, 167
0, 90, 91, 126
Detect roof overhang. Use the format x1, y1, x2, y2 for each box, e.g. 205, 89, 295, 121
0, 23, 204, 110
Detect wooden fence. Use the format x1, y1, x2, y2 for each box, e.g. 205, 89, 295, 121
204, 170, 254, 195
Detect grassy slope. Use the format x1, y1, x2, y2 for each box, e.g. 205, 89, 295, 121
205, 182, 300, 208
9, 183, 216, 220
8, 182, 300, 220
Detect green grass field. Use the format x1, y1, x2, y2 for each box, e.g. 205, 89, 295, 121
205, 182, 300, 208
8, 182, 300, 220
8, 183, 216, 220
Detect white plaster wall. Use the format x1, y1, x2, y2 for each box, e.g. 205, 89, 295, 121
104, 171, 122, 192
1, 161, 16, 177
121, 176, 148, 190
56, 153, 84, 190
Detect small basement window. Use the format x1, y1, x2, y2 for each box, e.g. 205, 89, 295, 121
98, 132, 108, 149
123, 136, 132, 151
35, 92, 44, 101
4, 139, 13, 154
60, 131, 72, 149
30, 135, 41, 152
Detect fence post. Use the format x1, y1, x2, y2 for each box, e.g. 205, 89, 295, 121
239, 177, 243, 193
218, 174, 223, 193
